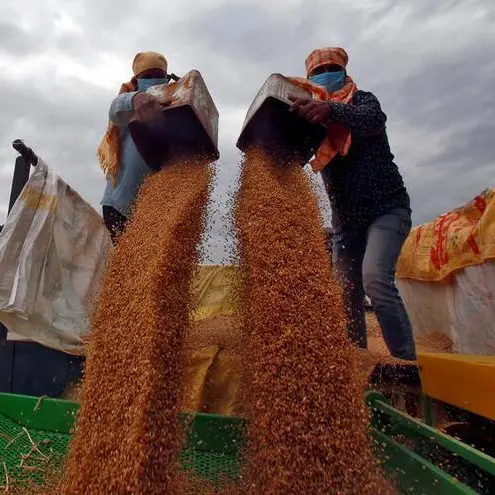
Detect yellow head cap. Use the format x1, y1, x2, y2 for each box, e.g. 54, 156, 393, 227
132, 51, 168, 76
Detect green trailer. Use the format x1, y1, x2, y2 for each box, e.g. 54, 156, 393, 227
0, 391, 494, 493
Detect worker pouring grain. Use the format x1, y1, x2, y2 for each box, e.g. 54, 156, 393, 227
290, 47, 416, 361
98, 51, 170, 243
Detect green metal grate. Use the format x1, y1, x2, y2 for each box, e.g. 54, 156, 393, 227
0, 408, 242, 490
0, 411, 69, 488
180, 449, 241, 482
2, 392, 495, 493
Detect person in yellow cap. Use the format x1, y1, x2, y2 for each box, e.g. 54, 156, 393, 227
98, 51, 169, 243
290, 47, 415, 361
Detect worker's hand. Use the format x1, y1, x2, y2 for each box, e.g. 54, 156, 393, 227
132, 93, 164, 122
288, 95, 331, 125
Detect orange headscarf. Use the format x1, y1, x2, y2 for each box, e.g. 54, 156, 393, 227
289, 47, 357, 172
305, 47, 349, 77
97, 52, 168, 183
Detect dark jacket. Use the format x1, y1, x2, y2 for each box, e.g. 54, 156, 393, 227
320, 90, 410, 231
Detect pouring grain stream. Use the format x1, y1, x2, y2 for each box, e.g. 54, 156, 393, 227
60, 147, 394, 493
60, 160, 212, 494
234, 149, 394, 494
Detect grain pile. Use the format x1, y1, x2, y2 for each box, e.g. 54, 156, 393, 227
366, 313, 453, 355
416, 332, 453, 353
234, 149, 394, 494
60, 160, 211, 494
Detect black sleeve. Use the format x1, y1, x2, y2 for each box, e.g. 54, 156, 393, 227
328, 91, 387, 135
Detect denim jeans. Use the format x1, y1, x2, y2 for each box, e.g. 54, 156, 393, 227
332, 208, 416, 360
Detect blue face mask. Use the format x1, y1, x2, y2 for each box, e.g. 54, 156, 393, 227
309, 70, 346, 92
137, 77, 168, 92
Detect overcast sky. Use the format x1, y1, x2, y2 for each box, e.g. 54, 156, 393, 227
1, 0, 494, 263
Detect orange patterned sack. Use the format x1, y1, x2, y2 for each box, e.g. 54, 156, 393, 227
397, 189, 495, 282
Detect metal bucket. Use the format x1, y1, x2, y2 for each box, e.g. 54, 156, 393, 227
236, 73, 326, 164
129, 70, 219, 167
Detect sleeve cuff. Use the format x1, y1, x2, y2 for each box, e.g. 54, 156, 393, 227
118, 91, 139, 112
109, 91, 139, 125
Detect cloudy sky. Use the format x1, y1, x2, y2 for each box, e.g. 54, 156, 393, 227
1, 0, 494, 262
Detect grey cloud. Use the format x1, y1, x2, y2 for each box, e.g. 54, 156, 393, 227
415, 122, 495, 171
0, 22, 45, 55
175, 3, 309, 65
381, 0, 493, 22
408, 163, 491, 224
379, 50, 495, 129
0, 76, 110, 218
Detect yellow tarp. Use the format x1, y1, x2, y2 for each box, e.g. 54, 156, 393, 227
397, 189, 495, 282
191, 265, 240, 320
65, 265, 243, 414
186, 265, 242, 415
182, 345, 241, 416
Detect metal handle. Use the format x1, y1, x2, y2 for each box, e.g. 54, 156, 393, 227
7, 140, 38, 213
12, 139, 37, 167
167, 73, 180, 82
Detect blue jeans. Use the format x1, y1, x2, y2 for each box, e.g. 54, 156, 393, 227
332, 208, 416, 360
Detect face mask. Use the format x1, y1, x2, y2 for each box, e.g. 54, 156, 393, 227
137, 77, 168, 92
309, 70, 346, 92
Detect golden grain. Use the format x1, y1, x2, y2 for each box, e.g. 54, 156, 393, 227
57, 145, 397, 494
60, 160, 212, 494
232, 149, 395, 494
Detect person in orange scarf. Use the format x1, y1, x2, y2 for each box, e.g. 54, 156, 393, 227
290, 47, 416, 361
99, 51, 169, 243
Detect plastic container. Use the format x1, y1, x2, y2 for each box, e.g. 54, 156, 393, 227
236, 73, 326, 164
129, 70, 219, 167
